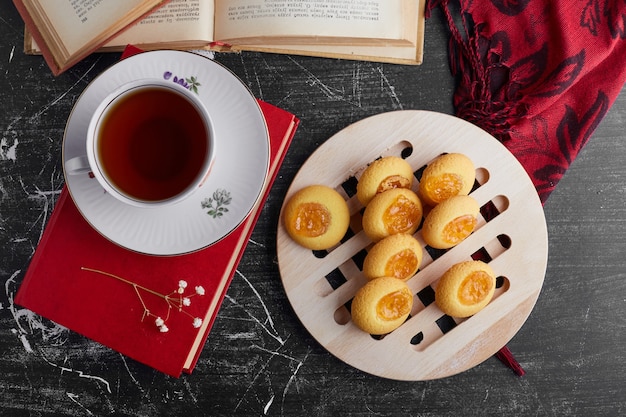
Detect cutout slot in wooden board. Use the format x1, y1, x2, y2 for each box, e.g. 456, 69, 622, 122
277, 110, 548, 380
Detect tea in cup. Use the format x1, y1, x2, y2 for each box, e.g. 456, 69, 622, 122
65, 79, 214, 208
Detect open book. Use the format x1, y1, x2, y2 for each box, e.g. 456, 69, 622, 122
20, 0, 425, 74
14, 0, 170, 75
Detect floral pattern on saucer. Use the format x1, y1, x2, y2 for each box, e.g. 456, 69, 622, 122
201, 189, 232, 219
163, 71, 201, 94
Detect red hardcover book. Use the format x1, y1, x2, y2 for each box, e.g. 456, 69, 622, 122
15, 100, 299, 377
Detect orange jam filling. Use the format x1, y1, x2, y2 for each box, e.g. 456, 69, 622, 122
383, 195, 421, 234
458, 271, 494, 305
385, 249, 418, 280
376, 289, 412, 321
442, 214, 477, 244
423, 173, 463, 203
292, 202, 331, 237
377, 175, 411, 194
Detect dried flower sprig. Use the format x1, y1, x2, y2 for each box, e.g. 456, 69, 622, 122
81, 267, 205, 333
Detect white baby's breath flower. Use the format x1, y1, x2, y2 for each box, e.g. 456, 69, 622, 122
82, 268, 207, 335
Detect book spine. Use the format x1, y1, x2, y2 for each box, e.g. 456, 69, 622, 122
13, 0, 62, 75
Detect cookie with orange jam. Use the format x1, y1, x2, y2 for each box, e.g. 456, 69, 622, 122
418, 153, 475, 207
362, 233, 423, 281
283, 185, 350, 250
421, 195, 479, 249
435, 260, 496, 317
356, 156, 414, 206
362, 188, 423, 242
351, 276, 414, 335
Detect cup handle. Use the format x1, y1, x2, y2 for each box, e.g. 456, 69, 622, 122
65, 156, 91, 175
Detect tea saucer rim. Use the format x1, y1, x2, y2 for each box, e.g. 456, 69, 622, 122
62, 50, 270, 256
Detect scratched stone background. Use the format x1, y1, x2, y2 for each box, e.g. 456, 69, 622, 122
1, 3, 626, 416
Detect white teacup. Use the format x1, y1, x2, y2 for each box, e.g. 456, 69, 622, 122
65, 79, 215, 208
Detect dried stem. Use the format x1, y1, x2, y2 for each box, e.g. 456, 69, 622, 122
81, 267, 204, 332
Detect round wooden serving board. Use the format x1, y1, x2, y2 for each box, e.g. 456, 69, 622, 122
277, 110, 548, 380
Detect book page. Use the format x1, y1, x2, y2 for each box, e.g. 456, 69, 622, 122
214, 0, 413, 44
32, 0, 148, 55
106, 0, 214, 47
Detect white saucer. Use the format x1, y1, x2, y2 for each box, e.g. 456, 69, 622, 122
63, 50, 269, 256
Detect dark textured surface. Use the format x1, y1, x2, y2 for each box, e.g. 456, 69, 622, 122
1, 3, 625, 416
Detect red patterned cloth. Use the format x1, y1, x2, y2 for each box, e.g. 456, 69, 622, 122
427, 0, 626, 376
428, 0, 626, 203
